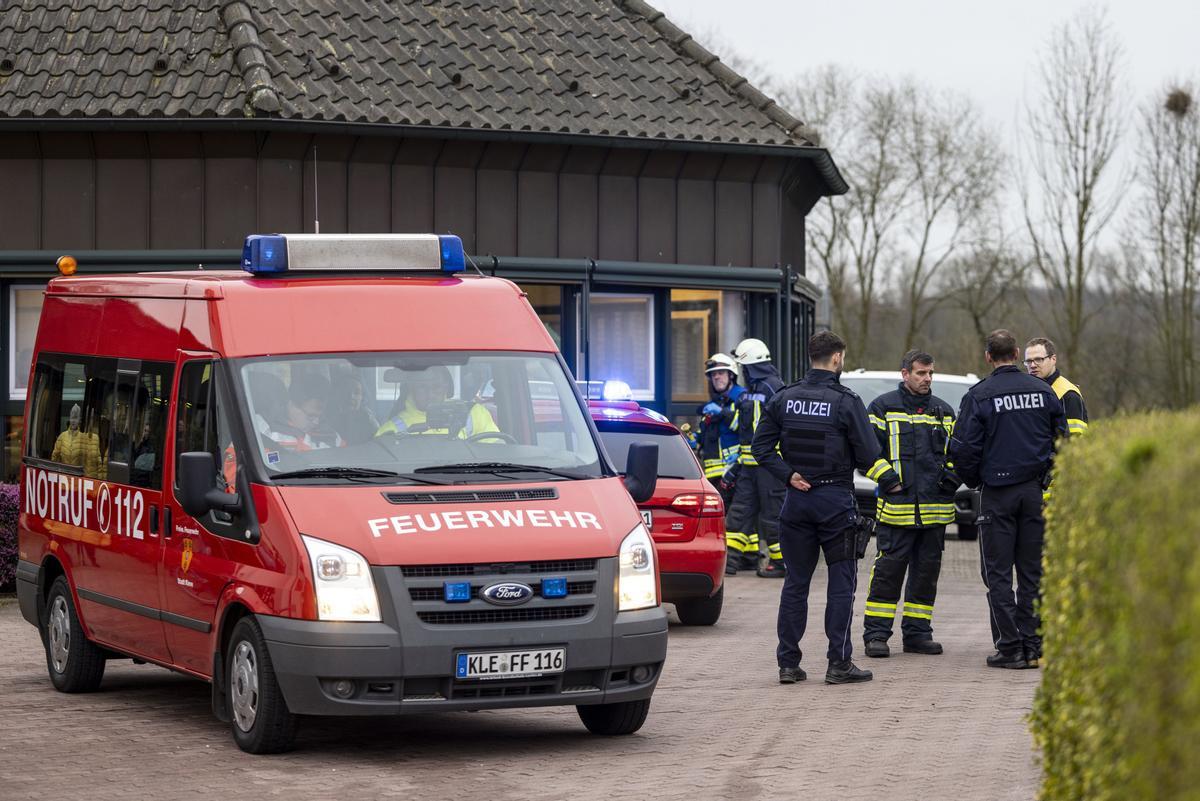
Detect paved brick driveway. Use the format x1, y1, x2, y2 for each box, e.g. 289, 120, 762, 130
0, 538, 1039, 801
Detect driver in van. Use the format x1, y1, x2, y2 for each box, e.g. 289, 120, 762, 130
376, 365, 499, 438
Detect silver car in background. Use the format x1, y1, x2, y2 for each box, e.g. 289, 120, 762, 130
839, 369, 980, 540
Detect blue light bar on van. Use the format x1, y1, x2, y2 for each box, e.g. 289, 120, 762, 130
241, 234, 468, 275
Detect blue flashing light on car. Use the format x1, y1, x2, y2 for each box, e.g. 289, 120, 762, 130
438, 234, 466, 272
443, 581, 472, 603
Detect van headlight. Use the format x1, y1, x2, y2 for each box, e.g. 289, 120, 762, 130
301, 535, 381, 622
617, 523, 658, 612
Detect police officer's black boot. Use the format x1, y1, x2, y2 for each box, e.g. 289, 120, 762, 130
778, 666, 807, 684
825, 660, 873, 684
986, 650, 1028, 669
863, 640, 890, 658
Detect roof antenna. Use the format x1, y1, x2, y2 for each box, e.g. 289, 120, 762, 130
312, 144, 320, 234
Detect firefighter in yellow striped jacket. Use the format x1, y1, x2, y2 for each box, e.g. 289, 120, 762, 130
861, 350, 958, 658
1023, 337, 1087, 437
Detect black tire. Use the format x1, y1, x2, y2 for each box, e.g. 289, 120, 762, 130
42, 576, 106, 693
957, 523, 978, 541
577, 698, 651, 736
227, 616, 297, 754
675, 586, 724, 626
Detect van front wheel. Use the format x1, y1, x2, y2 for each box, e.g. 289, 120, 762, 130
577, 698, 651, 735
227, 616, 297, 754
43, 576, 106, 693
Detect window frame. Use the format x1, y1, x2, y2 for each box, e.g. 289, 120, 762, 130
9, 283, 46, 402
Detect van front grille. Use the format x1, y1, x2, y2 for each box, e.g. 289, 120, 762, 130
409, 581, 596, 602
384, 488, 559, 504
416, 605, 593, 625
401, 559, 597, 578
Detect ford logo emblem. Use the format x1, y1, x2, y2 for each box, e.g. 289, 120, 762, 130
481, 582, 534, 606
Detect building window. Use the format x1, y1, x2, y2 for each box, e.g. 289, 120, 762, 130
9, 284, 45, 401
670, 290, 721, 403
588, 293, 654, 400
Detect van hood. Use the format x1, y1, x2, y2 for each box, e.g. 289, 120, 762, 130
273, 477, 642, 565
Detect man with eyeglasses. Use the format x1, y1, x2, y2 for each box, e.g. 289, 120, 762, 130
1023, 338, 1088, 439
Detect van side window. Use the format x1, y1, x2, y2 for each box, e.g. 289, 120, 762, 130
175, 361, 243, 533
130, 363, 173, 490
26, 355, 116, 480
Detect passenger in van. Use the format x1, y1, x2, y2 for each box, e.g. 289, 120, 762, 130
376, 365, 499, 439
50, 404, 103, 478
330, 375, 379, 445
260, 372, 345, 452
131, 420, 160, 487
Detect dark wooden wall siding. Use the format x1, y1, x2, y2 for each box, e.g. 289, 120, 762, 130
0, 132, 811, 271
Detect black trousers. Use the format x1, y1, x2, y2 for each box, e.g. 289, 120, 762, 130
977, 480, 1045, 655
776, 485, 860, 667
863, 524, 945, 644
725, 465, 785, 564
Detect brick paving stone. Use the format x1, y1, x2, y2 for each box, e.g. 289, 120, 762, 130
0, 538, 1040, 801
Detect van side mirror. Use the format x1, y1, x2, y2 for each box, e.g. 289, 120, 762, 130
622, 442, 658, 505
178, 452, 242, 518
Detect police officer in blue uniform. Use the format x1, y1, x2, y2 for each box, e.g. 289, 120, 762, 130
752, 331, 903, 685
949, 330, 1066, 669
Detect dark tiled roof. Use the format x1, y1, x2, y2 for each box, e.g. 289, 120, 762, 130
0, 0, 815, 147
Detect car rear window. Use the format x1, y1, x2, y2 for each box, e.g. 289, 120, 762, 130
596, 424, 702, 480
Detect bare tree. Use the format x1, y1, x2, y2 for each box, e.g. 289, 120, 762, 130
1122, 82, 1200, 406
895, 85, 1002, 348
942, 222, 1031, 343
1021, 6, 1128, 369
783, 68, 919, 362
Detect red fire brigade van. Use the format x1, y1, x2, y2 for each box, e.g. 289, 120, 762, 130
15, 234, 666, 754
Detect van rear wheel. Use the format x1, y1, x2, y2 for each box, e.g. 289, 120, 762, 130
675, 586, 724, 626
577, 698, 651, 736
43, 576, 106, 693
227, 616, 297, 754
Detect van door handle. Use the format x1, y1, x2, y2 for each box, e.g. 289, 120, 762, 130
163, 507, 173, 538
150, 505, 159, 535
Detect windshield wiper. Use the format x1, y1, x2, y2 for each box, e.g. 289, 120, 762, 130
412, 462, 589, 480
270, 467, 449, 485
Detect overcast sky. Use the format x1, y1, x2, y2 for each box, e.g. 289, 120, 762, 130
652, 0, 1200, 138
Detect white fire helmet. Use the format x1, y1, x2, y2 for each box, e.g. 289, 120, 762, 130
732, 338, 771, 365
704, 353, 739, 378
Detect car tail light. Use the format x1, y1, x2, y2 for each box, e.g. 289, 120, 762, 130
670, 493, 724, 517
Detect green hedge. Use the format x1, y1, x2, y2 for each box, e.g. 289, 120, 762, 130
1033, 411, 1200, 801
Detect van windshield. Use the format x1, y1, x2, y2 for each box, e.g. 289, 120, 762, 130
234, 351, 604, 482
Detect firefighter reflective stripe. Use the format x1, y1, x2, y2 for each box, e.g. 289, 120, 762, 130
729, 407, 740, 432
865, 459, 892, 481
920, 503, 956, 524
726, 531, 759, 553
702, 458, 726, 478
888, 420, 901, 460
881, 412, 945, 426
767, 541, 782, 561
864, 600, 897, 619
738, 444, 758, 466
1067, 418, 1089, 435
903, 602, 934, 620
869, 413, 886, 431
